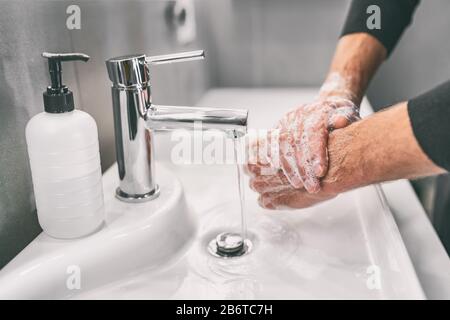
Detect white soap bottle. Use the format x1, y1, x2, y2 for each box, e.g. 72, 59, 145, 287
25, 52, 104, 239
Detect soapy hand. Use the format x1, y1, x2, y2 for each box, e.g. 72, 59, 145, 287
250, 169, 337, 210
246, 129, 339, 209
246, 122, 355, 210
275, 95, 359, 193
245, 33, 391, 207
246, 73, 360, 194
248, 101, 448, 210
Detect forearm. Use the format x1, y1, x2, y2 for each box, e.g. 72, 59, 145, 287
276, 34, 387, 192
323, 102, 446, 194
319, 33, 386, 105
323, 0, 421, 105
274, 0, 419, 195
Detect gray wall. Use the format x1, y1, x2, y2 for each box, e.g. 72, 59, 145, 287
0, 0, 210, 268
0, 0, 76, 269
198, 0, 349, 87
200, 0, 450, 108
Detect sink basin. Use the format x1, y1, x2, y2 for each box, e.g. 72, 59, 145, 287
0, 88, 425, 299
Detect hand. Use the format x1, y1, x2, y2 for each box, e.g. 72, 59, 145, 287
275, 95, 359, 193
248, 102, 446, 210
246, 33, 391, 202
254, 33, 388, 194
246, 129, 342, 210
247, 121, 360, 210
250, 170, 337, 210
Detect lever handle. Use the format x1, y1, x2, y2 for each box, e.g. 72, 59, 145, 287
106, 50, 205, 87
42, 52, 90, 62
145, 50, 204, 65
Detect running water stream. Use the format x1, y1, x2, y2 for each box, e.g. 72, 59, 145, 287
207, 131, 252, 258
234, 133, 247, 240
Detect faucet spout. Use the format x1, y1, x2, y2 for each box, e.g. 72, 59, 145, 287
106, 50, 249, 203
146, 105, 248, 137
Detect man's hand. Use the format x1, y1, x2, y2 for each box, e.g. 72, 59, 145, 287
275, 87, 359, 193
265, 33, 387, 194
247, 125, 357, 209
248, 102, 445, 210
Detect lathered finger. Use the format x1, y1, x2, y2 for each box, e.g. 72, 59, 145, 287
258, 189, 299, 210
245, 162, 275, 177
328, 105, 360, 129
249, 171, 294, 194
266, 129, 281, 170
297, 120, 329, 179
290, 116, 321, 193
278, 130, 304, 188
259, 188, 336, 210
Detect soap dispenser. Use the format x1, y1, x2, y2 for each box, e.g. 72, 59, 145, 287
25, 52, 105, 239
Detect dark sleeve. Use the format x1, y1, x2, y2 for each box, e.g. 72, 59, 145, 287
341, 0, 420, 56
408, 81, 450, 171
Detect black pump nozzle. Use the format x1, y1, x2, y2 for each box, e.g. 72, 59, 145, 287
42, 52, 90, 113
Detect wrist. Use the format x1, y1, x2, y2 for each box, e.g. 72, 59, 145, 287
317, 72, 361, 105
320, 34, 388, 106
322, 120, 368, 195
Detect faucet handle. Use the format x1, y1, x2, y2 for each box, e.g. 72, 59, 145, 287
106, 50, 205, 88
146, 50, 205, 65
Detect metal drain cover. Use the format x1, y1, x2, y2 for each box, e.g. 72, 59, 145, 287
208, 232, 252, 258
216, 232, 244, 254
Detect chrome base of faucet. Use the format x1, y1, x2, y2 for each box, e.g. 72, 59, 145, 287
115, 185, 160, 203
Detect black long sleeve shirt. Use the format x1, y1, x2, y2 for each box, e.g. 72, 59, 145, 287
341, 0, 450, 171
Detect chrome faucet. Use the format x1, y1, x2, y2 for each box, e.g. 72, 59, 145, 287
105, 50, 248, 202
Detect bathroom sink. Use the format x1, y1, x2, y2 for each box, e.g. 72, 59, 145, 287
72, 164, 424, 300
0, 88, 425, 299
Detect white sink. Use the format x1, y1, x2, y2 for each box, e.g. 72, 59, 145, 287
0, 88, 427, 299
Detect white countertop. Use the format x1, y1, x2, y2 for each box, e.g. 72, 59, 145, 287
196, 88, 450, 299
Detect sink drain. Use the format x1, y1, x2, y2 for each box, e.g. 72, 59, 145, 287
208, 232, 252, 258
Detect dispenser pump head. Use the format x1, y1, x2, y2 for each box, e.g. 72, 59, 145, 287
42, 52, 90, 113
